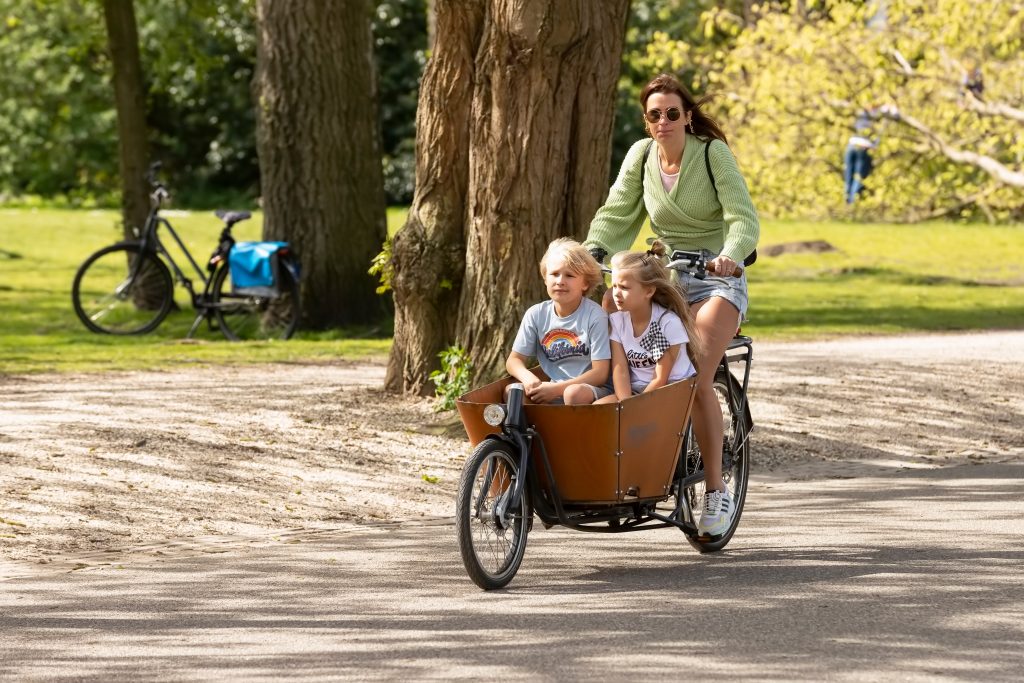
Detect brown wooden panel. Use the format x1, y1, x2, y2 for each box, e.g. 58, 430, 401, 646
617, 378, 696, 501
455, 376, 511, 446
456, 377, 694, 505
526, 402, 620, 504
456, 372, 620, 504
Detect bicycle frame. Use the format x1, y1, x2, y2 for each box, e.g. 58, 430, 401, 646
128, 196, 238, 337
136, 212, 210, 300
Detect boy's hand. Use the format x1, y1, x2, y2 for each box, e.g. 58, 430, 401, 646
527, 381, 563, 404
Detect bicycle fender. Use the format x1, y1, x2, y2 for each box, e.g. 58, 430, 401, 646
721, 370, 754, 433
282, 258, 300, 282
479, 432, 524, 457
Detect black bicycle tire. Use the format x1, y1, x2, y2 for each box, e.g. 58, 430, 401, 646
210, 262, 300, 341
455, 439, 531, 590
681, 371, 750, 553
71, 244, 174, 335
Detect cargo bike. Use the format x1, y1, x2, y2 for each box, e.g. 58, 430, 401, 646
455, 251, 754, 590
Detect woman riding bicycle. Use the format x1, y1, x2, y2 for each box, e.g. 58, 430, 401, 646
584, 72, 759, 538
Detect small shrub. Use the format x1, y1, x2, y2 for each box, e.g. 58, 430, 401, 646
429, 345, 473, 412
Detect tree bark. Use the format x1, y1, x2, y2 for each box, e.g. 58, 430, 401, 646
254, 0, 387, 328
387, 0, 629, 393
385, 0, 486, 394
102, 0, 149, 239
456, 0, 630, 383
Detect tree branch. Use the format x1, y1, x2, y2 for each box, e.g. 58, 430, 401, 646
962, 94, 1024, 124
886, 111, 1024, 188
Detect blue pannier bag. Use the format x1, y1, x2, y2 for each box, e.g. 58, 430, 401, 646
229, 241, 291, 297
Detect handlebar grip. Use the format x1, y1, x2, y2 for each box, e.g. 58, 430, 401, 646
707, 261, 744, 278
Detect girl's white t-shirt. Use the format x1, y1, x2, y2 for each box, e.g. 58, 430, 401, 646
610, 302, 696, 393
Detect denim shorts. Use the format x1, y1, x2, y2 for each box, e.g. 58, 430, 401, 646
509, 381, 613, 405
674, 250, 749, 320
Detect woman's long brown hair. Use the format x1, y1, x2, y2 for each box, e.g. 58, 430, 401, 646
640, 73, 728, 144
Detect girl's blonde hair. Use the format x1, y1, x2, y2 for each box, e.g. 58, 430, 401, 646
610, 240, 703, 361
539, 238, 603, 294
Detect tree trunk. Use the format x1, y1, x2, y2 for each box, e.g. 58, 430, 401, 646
456, 0, 630, 383
385, 0, 486, 394
254, 0, 387, 328
386, 0, 629, 392
102, 0, 149, 239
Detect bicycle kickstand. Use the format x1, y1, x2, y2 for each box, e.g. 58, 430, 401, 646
186, 311, 205, 339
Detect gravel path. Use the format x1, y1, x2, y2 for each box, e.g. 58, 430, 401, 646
2, 331, 1022, 580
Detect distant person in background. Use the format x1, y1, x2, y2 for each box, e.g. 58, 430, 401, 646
963, 63, 984, 101
843, 103, 897, 205
843, 108, 877, 205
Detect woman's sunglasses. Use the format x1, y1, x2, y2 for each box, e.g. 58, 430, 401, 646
644, 107, 682, 123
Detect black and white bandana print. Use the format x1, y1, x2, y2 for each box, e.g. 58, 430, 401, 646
638, 313, 671, 362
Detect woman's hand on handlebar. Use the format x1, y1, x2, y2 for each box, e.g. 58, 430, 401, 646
708, 255, 742, 278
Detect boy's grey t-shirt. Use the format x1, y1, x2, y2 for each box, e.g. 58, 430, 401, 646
512, 298, 611, 383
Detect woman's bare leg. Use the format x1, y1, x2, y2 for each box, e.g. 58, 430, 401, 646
690, 297, 740, 491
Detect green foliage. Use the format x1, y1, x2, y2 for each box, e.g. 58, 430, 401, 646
0, 0, 424, 208
429, 345, 473, 412
139, 1, 261, 206
612, 0, 755, 175
0, 0, 114, 201
368, 237, 394, 294
711, 0, 1024, 221
373, 0, 427, 204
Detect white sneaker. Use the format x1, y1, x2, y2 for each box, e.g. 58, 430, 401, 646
697, 488, 733, 537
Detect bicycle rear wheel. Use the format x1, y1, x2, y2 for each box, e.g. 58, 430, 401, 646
72, 244, 174, 334
456, 439, 531, 590
679, 370, 750, 552
210, 262, 300, 341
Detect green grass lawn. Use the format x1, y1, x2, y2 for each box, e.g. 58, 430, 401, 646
1, 207, 1021, 374
734, 221, 1024, 339
0, 208, 406, 373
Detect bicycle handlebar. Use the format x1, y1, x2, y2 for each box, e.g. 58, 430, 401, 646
667, 249, 743, 279
597, 249, 743, 279
145, 161, 170, 206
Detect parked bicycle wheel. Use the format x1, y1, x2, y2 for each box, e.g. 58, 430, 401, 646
679, 370, 750, 552
210, 263, 300, 341
72, 244, 174, 335
456, 439, 531, 590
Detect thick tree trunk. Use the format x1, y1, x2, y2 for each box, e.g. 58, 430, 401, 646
385, 0, 486, 394
387, 0, 628, 392
254, 0, 386, 328
102, 0, 149, 239
456, 0, 630, 383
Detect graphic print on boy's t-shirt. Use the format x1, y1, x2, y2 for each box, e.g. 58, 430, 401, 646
541, 329, 590, 362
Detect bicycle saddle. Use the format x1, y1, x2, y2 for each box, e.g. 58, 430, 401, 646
215, 210, 252, 227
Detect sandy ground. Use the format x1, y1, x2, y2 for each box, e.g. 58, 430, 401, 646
1, 331, 1022, 580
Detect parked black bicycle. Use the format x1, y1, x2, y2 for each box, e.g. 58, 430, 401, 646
72, 163, 301, 341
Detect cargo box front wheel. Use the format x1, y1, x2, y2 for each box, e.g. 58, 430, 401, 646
456, 439, 531, 590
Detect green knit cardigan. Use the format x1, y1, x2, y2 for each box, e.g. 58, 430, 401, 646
585, 137, 759, 264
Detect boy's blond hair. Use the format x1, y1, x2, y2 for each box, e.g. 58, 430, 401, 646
539, 238, 603, 294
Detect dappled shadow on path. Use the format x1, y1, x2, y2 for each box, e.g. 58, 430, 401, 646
2, 464, 1023, 681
